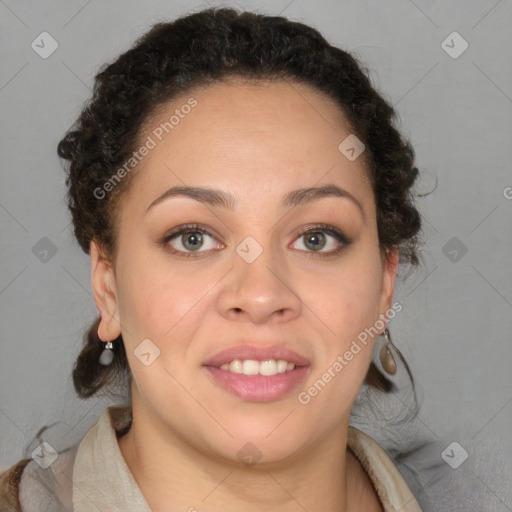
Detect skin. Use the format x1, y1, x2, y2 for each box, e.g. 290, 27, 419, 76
91, 79, 398, 512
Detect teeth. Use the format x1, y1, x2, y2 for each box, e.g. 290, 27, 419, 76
229, 360, 243, 374
276, 360, 288, 373
242, 359, 260, 375
259, 360, 276, 376
218, 359, 296, 376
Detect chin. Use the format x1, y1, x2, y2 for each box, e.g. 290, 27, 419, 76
201, 415, 311, 466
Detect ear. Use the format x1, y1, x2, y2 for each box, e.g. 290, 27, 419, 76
378, 246, 399, 320
90, 238, 121, 342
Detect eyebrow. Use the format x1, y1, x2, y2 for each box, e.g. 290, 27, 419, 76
146, 183, 365, 220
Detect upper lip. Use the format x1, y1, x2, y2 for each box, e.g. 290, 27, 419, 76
203, 344, 311, 368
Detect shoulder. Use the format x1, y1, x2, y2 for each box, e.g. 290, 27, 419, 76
0, 458, 32, 512
0, 444, 78, 512
351, 425, 512, 511
347, 426, 423, 511
388, 434, 512, 511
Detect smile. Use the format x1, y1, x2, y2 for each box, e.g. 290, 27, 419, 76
218, 359, 297, 376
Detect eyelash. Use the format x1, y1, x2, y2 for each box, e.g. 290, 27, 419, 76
160, 223, 352, 258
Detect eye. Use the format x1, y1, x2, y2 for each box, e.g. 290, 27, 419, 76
290, 224, 351, 255
161, 223, 351, 257
162, 224, 224, 255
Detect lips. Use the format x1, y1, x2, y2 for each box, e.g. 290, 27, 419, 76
202, 344, 311, 368
204, 365, 311, 402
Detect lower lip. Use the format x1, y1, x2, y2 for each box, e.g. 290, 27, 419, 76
204, 366, 311, 402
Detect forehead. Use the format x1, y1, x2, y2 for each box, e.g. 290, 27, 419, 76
124, 79, 373, 212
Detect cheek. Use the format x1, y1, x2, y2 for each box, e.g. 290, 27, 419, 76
128, 279, 200, 341
114, 249, 180, 337
300, 260, 383, 411
307, 255, 383, 339
116, 250, 218, 348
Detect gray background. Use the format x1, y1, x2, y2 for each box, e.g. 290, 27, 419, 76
1, 0, 511, 508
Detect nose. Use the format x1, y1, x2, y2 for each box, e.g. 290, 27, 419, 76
215, 241, 302, 325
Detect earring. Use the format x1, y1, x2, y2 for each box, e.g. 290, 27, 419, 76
379, 328, 397, 375
99, 341, 114, 366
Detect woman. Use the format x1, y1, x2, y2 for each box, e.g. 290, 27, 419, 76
1, 7, 426, 511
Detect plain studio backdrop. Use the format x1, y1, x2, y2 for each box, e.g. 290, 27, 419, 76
1, 0, 511, 508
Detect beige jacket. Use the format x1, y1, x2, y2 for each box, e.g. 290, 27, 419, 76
2, 405, 422, 511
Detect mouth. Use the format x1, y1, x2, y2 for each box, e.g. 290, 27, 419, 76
202, 344, 311, 369
202, 344, 311, 402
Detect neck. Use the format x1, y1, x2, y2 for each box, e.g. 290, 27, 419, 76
117, 403, 358, 511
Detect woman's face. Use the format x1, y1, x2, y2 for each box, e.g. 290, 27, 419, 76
92, 79, 398, 465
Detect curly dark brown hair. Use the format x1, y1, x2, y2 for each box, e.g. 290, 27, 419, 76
56, 7, 424, 405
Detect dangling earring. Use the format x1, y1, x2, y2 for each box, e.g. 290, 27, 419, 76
379, 328, 397, 375
99, 341, 114, 366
